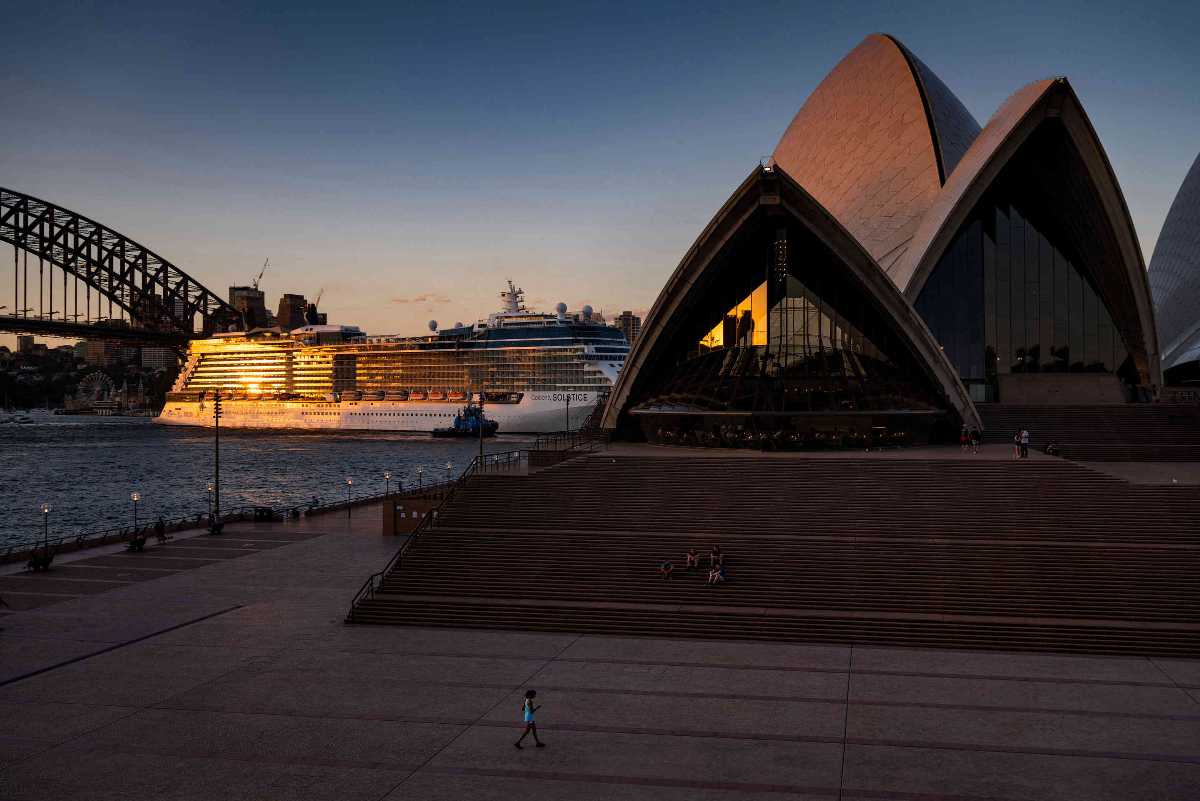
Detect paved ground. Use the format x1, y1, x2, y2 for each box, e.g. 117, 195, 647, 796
2, 505, 1199, 800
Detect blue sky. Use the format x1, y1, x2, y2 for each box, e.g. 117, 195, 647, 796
2, 0, 1198, 339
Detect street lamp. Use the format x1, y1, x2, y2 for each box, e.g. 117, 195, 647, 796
417, 466, 424, 489
346, 478, 353, 518
384, 471, 392, 496
445, 462, 453, 483
206, 482, 215, 517
40, 503, 50, 549
131, 492, 141, 531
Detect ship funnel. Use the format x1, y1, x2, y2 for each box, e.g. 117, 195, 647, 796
428, 320, 438, 332
555, 302, 567, 321
582, 304, 593, 320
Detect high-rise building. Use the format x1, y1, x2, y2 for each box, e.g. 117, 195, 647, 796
614, 311, 642, 345
83, 339, 121, 366
16, 335, 35, 354
141, 347, 178, 371
276, 293, 308, 330
229, 286, 274, 329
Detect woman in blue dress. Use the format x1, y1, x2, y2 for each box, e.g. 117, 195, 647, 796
514, 689, 545, 749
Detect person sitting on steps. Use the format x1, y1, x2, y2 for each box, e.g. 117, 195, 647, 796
708, 544, 722, 569
685, 548, 699, 570
658, 560, 674, 580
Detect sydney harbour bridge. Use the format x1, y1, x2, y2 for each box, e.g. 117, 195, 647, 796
0, 186, 244, 348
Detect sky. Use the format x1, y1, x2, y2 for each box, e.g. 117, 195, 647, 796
2, 0, 1198, 345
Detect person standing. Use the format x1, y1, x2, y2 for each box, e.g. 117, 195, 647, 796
514, 689, 545, 749
1020, 429, 1030, 459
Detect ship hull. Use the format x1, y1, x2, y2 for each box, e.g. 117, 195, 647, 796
156, 392, 597, 434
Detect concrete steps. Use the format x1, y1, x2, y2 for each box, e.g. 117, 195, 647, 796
348, 454, 1200, 656
979, 404, 1200, 460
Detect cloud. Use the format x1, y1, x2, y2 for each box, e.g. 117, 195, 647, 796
391, 293, 451, 305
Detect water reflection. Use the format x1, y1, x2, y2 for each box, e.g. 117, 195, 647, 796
6, 415, 531, 547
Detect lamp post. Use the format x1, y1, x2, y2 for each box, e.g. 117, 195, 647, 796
131, 492, 141, 532
384, 471, 392, 496
346, 478, 353, 518
445, 462, 453, 484
40, 502, 50, 549
212, 391, 222, 532
417, 466, 424, 490
206, 482, 214, 518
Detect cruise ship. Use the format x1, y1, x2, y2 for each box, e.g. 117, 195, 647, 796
157, 283, 629, 433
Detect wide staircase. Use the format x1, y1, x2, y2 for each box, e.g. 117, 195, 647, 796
348, 452, 1200, 656
979, 403, 1200, 461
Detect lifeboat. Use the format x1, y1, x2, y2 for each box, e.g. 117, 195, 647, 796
408, 391, 427, 401
342, 390, 363, 401
385, 390, 409, 401
428, 391, 446, 401
447, 391, 467, 401
363, 390, 384, 401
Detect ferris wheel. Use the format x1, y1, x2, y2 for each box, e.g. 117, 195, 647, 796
77, 372, 116, 402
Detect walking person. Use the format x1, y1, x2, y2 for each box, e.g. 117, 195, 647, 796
154, 517, 167, 544
969, 428, 981, 455
1012, 431, 1021, 460
1020, 428, 1030, 459
514, 689, 545, 749
960, 425, 970, 453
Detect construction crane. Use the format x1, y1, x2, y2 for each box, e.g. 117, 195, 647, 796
252, 258, 269, 291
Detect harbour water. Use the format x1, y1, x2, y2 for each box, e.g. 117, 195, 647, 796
3, 414, 531, 549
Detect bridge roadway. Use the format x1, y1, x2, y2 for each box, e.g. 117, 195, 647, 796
0, 315, 190, 346
0, 500, 1198, 800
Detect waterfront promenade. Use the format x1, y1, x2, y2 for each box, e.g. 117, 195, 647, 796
2, 499, 1200, 800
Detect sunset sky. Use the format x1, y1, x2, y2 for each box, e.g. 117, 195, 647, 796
3, 0, 1198, 345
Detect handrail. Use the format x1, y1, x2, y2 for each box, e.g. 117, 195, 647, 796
0, 478, 479, 565
532, 429, 609, 452
345, 448, 529, 621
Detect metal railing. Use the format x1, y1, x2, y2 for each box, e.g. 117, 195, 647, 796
1, 503, 289, 566
345, 448, 530, 621
2, 479, 477, 566
532, 429, 609, 452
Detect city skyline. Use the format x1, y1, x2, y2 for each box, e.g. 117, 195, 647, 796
3, 0, 1198, 346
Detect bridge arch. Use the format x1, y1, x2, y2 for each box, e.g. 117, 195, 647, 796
0, 187, 241, 338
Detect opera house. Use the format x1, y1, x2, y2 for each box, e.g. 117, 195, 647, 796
1150, 153, 1200, 387
602, 34, 1163, 445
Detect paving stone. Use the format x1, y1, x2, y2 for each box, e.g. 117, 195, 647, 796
483, 686, 846, 740
848, 703, 1200, 760
853, 647, 1167, 684
561, 636, 850, 671
68, 708, 464, 769
850, 671, 1198, 716
429, 725, 844, 791
0, 743, 408, 801
531, 659, 847, 700
841, 743, 1200, 801
162, 668, 511, 722
391, 771, 837, 800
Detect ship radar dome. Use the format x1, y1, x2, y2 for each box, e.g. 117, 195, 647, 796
555, 302, 568, 314
582, 304, 594, 319
428, 320, 438, 332
455, 321, 464, 329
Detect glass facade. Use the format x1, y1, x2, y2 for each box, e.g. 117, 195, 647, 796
632, 216, 945, 420
914, 122, 1136, 401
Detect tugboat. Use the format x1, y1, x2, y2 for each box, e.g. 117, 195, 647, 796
432, 402, 499, 438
